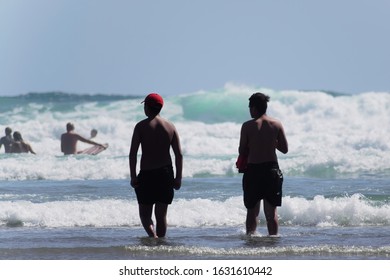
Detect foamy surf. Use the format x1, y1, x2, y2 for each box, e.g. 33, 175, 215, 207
1, 86, 390, 180
1, 195, 388, 228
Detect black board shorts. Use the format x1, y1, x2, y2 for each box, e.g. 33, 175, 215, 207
242, 162, 283, 208
135, 165, 175, 205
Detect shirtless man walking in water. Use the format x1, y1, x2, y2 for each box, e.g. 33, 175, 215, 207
129, 93, 183, 238
238, 92, 288, 236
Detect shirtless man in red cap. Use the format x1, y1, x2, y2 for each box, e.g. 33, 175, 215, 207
129, 93, 183, 238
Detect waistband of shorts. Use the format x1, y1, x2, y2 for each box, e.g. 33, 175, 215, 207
140, 164, 173, 173
247, 161, 279, 169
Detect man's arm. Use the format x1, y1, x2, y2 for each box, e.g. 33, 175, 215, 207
238, 123, 249, 156
60, 134, 65, 153
77, 134, 104, 147
26, 143, 36, 154
171, 127, 183, 190
129, 126, 141, 188
276, 124, 288, 154
171, 128, 183, 190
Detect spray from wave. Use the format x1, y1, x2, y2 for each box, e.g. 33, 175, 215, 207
1, 84, 390, 180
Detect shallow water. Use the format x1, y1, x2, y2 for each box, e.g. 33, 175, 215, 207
0, 177, 388, 260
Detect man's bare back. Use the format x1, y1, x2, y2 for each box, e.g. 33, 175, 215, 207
239, 114, 288, 164
61, 132, 83, 155
130, 114, 182, 187
133, 116, 178, 170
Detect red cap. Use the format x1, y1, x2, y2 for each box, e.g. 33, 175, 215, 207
142, 93, 164, 108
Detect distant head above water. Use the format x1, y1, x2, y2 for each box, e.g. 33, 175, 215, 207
66, 122, 75, 132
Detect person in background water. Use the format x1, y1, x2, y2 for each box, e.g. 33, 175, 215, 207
0, 127, 14, 153
129, 93, 183, 238
238, 92, 288, 236
11, 131, 36, 154
90, 129, 98, 139
60, 122, 105, 155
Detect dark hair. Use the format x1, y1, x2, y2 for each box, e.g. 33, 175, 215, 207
249, 92, 270, 116
66, 122, 75, 132
13, 131, 23, 141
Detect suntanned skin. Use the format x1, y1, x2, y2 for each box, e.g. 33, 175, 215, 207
0, 128, 14, 153
11, 141, 36, 154
129, 105, 183, 238
239, 108, 288, 162
10, 131, 36, 154
61, 123, 104, 155
239, 106, 288, 236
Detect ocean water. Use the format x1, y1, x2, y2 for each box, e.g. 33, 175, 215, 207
0, 84, 389, 260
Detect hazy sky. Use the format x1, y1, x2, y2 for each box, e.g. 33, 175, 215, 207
1, 0, 389, 96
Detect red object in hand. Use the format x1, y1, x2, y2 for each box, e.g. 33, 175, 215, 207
236, 155, 248, 173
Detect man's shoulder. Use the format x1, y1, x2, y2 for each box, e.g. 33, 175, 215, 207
0, 136, 12, 143
135, 118, 149, 128
138, 116, 174, 127
152, 115, 171, 124
61, 132, 69, 138
242, 119, 256, 127
265, 115, 282, 125
159, 116, 174, 126
61, 132, 79, 139
159, 117, 177, 132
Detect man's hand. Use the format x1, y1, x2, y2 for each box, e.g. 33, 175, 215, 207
173, 178, 181, 190
130, 177, 139, 188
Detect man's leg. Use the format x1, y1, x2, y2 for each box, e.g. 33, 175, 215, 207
264, 199, 278, 235
246, 201, 260, 235
138, 204, 158, 238
154, 203, 169, 238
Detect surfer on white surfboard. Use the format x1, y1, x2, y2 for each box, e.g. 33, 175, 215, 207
60, 122, 106, 155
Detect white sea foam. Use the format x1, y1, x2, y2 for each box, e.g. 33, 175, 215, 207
1, 195, 388, 228
1, 85, 390, 180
